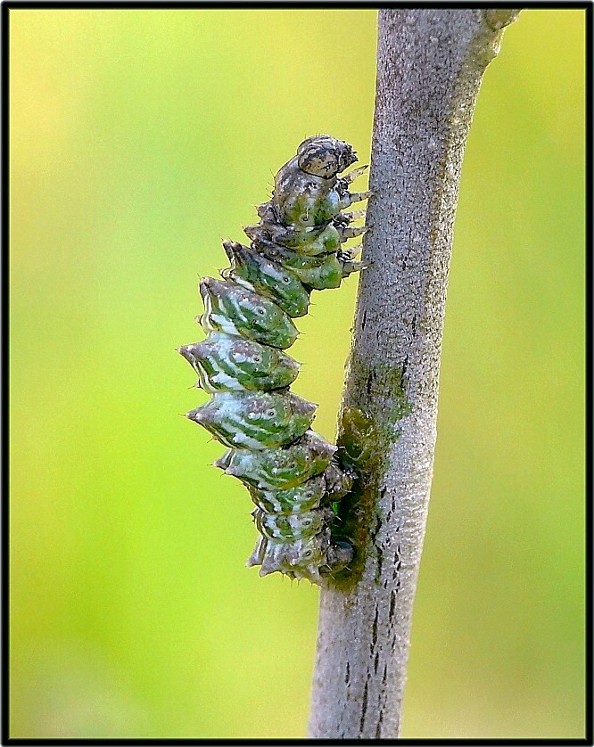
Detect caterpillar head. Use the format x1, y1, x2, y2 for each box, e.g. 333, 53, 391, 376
297, 135, 357, 179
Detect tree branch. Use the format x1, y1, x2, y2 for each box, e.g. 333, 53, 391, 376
309, 9, 520, 739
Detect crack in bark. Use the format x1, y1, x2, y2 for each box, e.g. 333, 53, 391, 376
359, 680, 369, 733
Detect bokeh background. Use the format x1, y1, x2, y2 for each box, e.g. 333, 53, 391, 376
9, 8, 585, 739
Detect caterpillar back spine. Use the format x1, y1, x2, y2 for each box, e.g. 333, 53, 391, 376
179, 135, 369, 584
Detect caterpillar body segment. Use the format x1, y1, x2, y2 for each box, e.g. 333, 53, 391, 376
179, 334, 300, 393
180, 135, 367, 584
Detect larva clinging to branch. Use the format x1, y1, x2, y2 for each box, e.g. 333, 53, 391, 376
179, 135, 369, 584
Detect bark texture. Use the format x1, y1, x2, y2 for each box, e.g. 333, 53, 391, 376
309, 8, 519, 739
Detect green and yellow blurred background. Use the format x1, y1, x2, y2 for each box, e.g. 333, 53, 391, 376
9, 9, 585, 739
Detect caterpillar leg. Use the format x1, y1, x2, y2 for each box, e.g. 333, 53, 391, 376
337, 246, 367, 277
344, 190, 373, 207
325, 540, 355, 573
340, 164, 368, 184
339, 225, 369, 240
342, 209, 366, 223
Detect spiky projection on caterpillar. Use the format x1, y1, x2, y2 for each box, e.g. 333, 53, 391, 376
179, 135, 369, 584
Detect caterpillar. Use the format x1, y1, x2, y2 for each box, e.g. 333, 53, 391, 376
179, 135, 369, 584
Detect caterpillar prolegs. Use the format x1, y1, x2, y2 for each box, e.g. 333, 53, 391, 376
179, 135, 369, 584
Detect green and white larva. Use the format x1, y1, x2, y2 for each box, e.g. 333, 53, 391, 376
179, 135, 369, 584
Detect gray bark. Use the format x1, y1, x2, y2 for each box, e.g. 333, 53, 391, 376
309, 9, 520, 739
